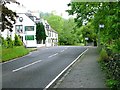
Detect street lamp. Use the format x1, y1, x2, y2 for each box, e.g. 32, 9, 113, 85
98, 24, 104, 47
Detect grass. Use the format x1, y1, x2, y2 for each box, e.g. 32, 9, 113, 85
59, 43, 85, 46
0, 46, 37, 62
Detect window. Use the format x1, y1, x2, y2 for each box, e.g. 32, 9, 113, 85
25, 26, 34, 31
29, 16, 34, 21
25, 35, 34, 40
15, 25, 23, 34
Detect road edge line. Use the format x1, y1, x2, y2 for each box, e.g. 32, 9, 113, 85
44, 48, 89, 89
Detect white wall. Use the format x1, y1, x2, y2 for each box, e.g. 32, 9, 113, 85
15, 14, 37, 47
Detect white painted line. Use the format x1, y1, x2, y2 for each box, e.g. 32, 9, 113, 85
12, 60, 42, 72
48, 53, 58, 58
60, 50, 65, 53
44, 48, 88, 89
65, 48, 68, 50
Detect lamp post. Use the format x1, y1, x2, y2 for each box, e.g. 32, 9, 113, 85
98, 24, 104, 47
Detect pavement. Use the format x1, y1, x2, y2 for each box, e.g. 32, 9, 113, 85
54, 47, 107, 88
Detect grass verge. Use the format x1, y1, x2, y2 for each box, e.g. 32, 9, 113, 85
0, 46, 37, 62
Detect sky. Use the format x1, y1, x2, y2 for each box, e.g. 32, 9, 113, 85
7, 0, 72, 19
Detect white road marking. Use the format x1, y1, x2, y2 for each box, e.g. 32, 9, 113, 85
44, 48, 88, 89
60, 50, 65, 52
12, 60, 42, 72
65, 47, 68, 50
48, 53, 58, 58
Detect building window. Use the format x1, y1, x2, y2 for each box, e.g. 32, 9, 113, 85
15, 25, 23, 34
46, 24, 49, 29
29, 16, 34, 21
48, 39, 51, 43
25, 26, 34, 31
25, 35, 34, 40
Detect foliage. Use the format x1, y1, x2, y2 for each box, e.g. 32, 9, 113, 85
67, 2, 119, 51
36, 22, 47, 43
67, 2, 120, 89
1, 36, 14, 48
99, 49, 120, 89
43, 13, 84, 45
60, 18, 78, 45
66, 2, 100, 26
43, 13, 64, 34
1, 36, 7, 48
0, 0, 20, 32
1, 46, 29, 62
79, 22, 97, 45
14, 34, 23, 46
99, 48, 108, 62
6, 36, 13, 48
106, 79, 119, 89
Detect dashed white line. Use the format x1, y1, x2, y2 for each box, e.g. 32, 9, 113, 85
12, 60, 42, 72
60, 50, 65, 52
48, 53, 58, 58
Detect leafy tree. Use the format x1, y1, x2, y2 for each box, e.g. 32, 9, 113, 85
66, 2, 100, 27
67, 2, 119, 51
36, 22, 47, 44
60, 18, 78, 45
43, 13, 84, 45
0, 0, 20, 32
43, 13, 64, 34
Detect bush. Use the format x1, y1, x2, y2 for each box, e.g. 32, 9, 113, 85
14, 34, 23, 46
106, 79, 119, 89
6, 37, 14, 48
1, 37, 8, 48
99, 48, 109, 62
99, 49, 120, 89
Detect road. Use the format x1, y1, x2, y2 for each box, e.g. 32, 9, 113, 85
2, 46, 87, 88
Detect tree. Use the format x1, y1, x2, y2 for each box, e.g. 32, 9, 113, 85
60, 18, 78, 45
66, 2, 100, 27
0, 0, 20, 32
43, 13, 64, 34
43, 13, 83, 45
36, 22, 47, 44
67, 2, 119, 51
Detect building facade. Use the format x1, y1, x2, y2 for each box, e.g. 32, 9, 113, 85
14, 13, 37, 47
1, 12, 58, 48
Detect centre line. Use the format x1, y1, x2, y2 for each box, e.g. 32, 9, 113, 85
12, 60, 42, 72
48, 53, 58, 58
60, 50, 65, 52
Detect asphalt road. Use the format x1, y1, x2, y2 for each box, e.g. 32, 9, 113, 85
2, 46, 87, 88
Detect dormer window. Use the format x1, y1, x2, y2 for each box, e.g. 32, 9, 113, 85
46, 24, 49, 29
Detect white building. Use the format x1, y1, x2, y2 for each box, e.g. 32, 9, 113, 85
14, 13, 37, 47
1, 12, 58, 48
36, 19, 58, 47
44, 20, 58, 47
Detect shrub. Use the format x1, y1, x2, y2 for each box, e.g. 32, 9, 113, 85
99, 50, 120, 89
106, 79, 119, 89
14, 34, 23, 46
6, 37, 14, 48
99, 48, 109, 62
1, 37, 8, 48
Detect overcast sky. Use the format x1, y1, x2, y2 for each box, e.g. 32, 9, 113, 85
7, 0, 72, 19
